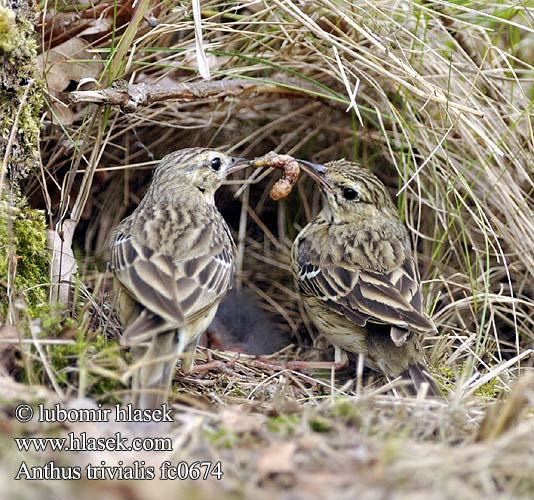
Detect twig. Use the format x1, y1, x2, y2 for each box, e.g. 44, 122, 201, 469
69, 78, 308, 113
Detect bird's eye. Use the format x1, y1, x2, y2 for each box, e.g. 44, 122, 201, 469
210, 157, 222, 171
342, 187, 359, 201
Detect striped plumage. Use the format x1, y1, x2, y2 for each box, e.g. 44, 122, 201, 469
111, 148, 242, 408
292, 159, 439, 395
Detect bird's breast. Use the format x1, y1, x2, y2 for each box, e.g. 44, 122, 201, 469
303, 298, 368, 354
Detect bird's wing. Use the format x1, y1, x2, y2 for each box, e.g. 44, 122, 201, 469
294, 241, 434, 338
111, 231, 234, 344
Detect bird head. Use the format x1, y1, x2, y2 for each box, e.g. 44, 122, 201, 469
300, 159, 398, 224
149, 148, 248, 203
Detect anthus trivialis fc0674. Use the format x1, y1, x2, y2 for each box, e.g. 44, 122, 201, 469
292, 159, 439, 395
111, 148, 247, 408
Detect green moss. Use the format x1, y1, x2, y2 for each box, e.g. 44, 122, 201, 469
36, 314, 124, 401
43, 323, 83, 385
328, 400, 362, 427
0, 202, 49, 318
433, 364, 500, 398
265, 414, 300, 434
206, 428, 240, 448
434, 364, 500, 398
0, 7, 17, 54
474, 377, 501, 398
308, 415, 333, 433
434, 366, 455, 390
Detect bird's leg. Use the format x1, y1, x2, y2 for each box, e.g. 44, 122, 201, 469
334, 346, 346, 365
180, 336, 201, 374
131, 331, 179, 409
355, 353, 365, 394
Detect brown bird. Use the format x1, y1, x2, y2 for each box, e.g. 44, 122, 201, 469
291, 159, 439, 395
110, 148, 247, 408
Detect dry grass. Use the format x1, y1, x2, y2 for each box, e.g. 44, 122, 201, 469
1, 0, 534, 498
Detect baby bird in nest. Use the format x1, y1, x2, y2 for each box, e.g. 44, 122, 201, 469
202, 288, 290, 355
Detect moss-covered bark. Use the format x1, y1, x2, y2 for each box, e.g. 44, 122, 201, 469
0, 202, 48, 318
0, 0, 42, 180
0, 1, 48, 319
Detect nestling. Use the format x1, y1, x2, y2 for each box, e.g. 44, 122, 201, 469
110, 148, 246, 408
291, 159, 439, 395
202, 288, 290, 355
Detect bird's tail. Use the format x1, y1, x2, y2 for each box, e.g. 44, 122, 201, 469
131, 331, 179, 409
402, 363, 442, 398
130, 331, 202, 409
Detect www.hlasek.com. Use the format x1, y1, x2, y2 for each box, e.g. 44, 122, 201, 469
13, 403, 223, 481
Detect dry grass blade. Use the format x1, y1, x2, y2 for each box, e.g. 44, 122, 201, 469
192, 0, 210, 80
476, 373, 534, 442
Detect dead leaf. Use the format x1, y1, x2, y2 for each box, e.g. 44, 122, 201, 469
37, 37, 103, 93
78, 16, 112, 37
47, 98, 75, 126
257, 441, 297, 479
219, 405, 262, 434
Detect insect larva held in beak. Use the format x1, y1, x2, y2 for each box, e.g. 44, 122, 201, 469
251, 152, 300, 200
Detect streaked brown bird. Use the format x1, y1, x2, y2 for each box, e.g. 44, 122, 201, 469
110, 148, 246, 408
291, 159, 439, 395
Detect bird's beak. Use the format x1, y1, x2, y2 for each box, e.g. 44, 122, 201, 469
225, 157, 251, 176
297, 160, 333, 193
